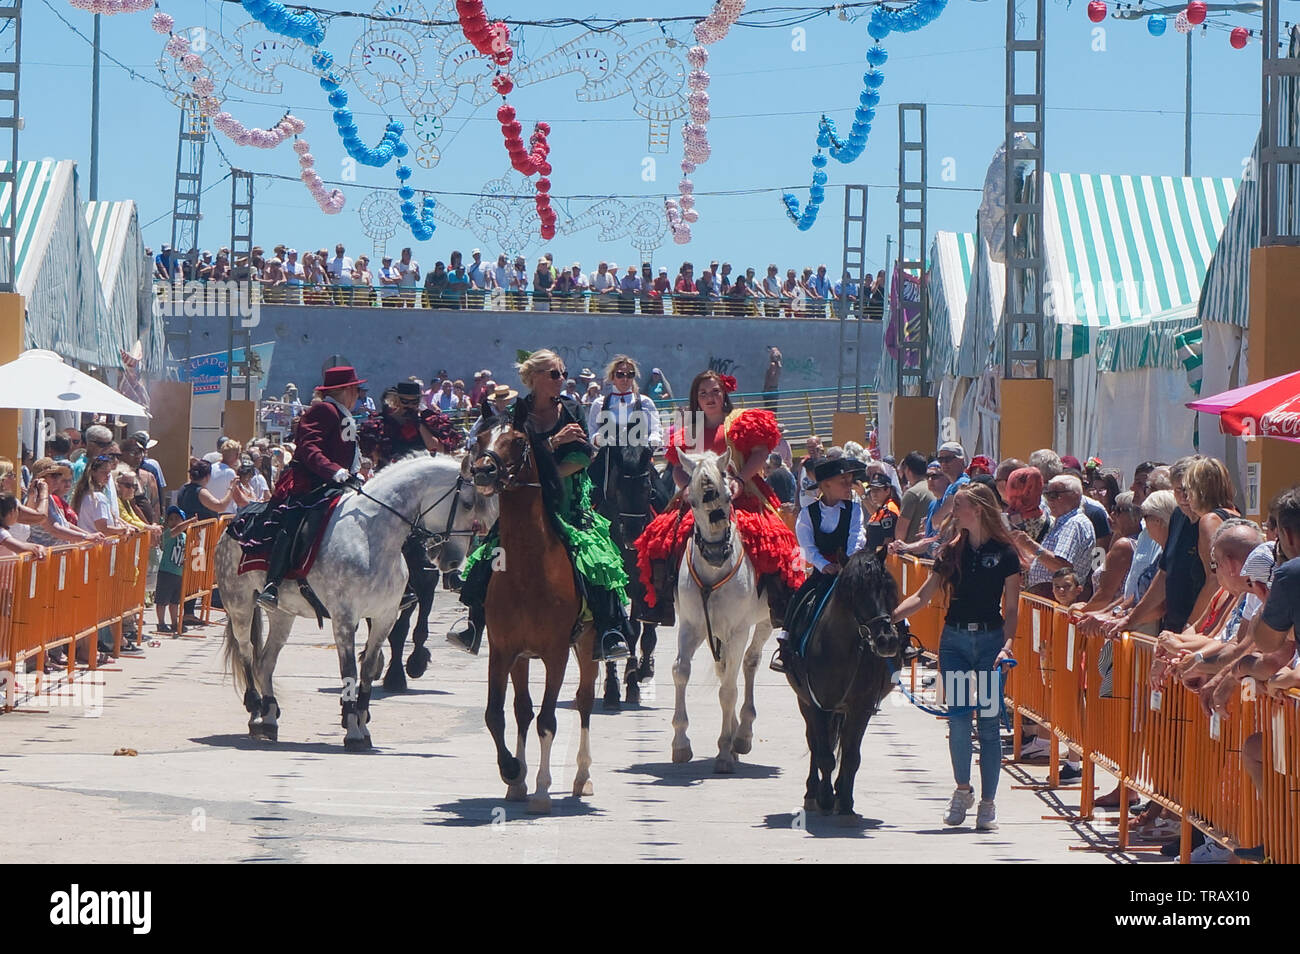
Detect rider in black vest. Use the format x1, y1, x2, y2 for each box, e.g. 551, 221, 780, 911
770, 457, 866, 673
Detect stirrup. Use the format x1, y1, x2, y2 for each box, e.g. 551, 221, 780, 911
594, 630, 631, 661
445, 617, 482, 656
255, 583, 280, 609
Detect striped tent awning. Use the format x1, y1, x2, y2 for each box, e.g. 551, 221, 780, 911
927, 231, 975, 382
1094, 302, 1200, 373
0, 160, 122, 366
1039, 173, 1237, 358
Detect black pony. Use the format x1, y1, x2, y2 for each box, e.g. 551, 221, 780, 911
783, 547, 903, 819
590, 442, 664, 708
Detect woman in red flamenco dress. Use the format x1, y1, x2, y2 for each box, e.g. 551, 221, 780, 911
635, 370, 803, 627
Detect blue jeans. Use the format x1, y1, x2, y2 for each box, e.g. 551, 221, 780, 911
938, 624, 1006, 801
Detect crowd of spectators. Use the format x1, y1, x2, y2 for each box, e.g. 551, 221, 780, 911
151, 242, 888, 319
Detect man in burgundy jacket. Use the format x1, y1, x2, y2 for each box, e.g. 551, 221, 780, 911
255, 366, 366, 608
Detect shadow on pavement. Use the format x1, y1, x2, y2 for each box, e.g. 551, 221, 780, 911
425, 796, 603, 826
615, 759, 782, 786
761, 811, 885, 838
190, 734, 450, 757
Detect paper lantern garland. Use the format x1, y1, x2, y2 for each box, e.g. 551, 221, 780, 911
68, 0, 152, 12
457, 0, 555, 240
294, 139, 346, 214
1186, 1, 1207, 26
783, 0, 948, 231
1087, 1, 1107, 23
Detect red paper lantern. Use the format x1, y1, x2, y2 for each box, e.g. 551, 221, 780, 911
1186, 1, 1206, 25
1087, 0, 1106, 23
537, 161, 552, 176
496, 104, 515, 122
1230, 26, 1249, 48
492, 74, 514, 95
536, 178, 551, 193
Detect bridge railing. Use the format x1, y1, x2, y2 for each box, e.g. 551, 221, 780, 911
890, 552, 1300, 864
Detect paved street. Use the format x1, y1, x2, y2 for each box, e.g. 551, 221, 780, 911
2, 592, 1144, 863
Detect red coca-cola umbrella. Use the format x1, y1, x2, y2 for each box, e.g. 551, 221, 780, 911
1187, 369, 1300, 442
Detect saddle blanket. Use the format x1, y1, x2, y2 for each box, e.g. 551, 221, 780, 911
235, 494, 344, 579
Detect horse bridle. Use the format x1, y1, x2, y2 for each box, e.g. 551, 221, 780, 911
353, 469, 476, 551
470, 428, 542, 492
692, 478, 734, 567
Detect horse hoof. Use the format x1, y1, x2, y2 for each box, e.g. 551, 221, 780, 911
732, 736, 752, 756
382, 665, 407, 694
834, 810, 861, 827
527, 794, 552, 815
500, 758, 523, 786
671, 745, 692, 764
713, 758, 735, 775
624, 682, 640, 706
573, 779, 594, 797
505, 784, 528, 802
804, 796, 820, 812
638, 656, 656, 682
405, 645, 431, 679
250, 723, 278, 743
602, 679, 620, 710
343, 735, 372, 752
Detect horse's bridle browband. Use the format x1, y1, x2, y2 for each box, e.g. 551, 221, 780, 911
470, 430, 542, 491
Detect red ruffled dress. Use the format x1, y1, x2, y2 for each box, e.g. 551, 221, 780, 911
635, 408, 804, 604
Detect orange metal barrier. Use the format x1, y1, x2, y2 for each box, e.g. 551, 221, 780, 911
176, 517, 230, 636
0, 528, 168, 711
889, 552, 1300, 864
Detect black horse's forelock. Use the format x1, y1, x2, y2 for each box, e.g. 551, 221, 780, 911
838, 548, 899, 618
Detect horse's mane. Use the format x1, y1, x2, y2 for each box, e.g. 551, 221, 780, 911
837, 548, 899, 614
362, 452, 457, 495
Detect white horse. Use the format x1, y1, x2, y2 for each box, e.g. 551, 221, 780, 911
216, 454, 484, 750
670, 452, 774, 773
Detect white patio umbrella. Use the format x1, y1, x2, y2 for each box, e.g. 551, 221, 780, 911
0, 349, 150, 457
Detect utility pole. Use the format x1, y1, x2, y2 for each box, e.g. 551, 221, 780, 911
90, 13, 100, 199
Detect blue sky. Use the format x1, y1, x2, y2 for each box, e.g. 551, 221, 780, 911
15, 0, 1269, 276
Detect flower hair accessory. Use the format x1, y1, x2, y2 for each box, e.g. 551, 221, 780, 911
719, 374, 738, 394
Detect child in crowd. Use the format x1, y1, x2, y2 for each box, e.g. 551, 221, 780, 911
1051, 567, 1084, 607
0, 494, 48, 559
155, 507, 194, 635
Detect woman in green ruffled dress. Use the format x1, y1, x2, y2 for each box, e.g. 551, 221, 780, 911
446, 348, 633, 661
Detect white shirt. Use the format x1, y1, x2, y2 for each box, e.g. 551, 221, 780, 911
328, 255, 354, 284
207, 461, 238, 514
78, 491, 112, 532
249, 473, 270, 500
795, 498, 866, 572
397, 259, 420, 287
587, 391, 662, 447
590, 270, 616, 292
490, 264, 510, 289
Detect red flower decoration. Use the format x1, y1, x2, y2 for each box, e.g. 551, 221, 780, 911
719, 374, 737, 393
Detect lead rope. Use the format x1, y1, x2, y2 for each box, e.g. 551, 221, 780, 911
686, 537, 743, 662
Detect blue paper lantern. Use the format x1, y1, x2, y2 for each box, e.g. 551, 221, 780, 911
866, 46, 888, 67
867, 15, 890, 41
396, 165, 412, 181
1148, 15, 1167, 36
811, 153, 828, 168
865, 70, 885, 89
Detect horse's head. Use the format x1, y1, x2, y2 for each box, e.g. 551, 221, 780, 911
680, 450, 732, 532
468, 418, 535, 495
838, 546, 903, 658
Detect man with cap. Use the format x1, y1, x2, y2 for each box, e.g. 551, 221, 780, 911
770, 457, 866, 673
241, 366, 368, 609
932, 441, 970, 528
122, 432, 163, 524
468, 383, 518, 442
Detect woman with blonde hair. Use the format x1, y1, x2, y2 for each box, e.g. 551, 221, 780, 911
1182, 456, 1239, 626
449, 349, 633, 661
892, 482, 1022, 831
0, 456, 49, 540
73, 455, 128, 537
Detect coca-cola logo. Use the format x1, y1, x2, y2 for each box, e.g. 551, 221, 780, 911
1262, 411, 1300, 436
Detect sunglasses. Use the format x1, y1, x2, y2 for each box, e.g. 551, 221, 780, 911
1044, 489, 1071, 499
547, 368, 569, 380
613, 371, 635, 380
937, 455, 958, 463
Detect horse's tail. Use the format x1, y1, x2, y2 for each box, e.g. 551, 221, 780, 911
222, 604, 264, 694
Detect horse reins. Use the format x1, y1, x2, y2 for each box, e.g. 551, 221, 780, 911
353, 472, 476, 550
687, 534, 742, 662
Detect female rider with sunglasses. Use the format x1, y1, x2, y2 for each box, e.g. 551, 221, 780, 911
448, 349, 633, 662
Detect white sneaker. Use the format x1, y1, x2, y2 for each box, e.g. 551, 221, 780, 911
976, 799, 998, 831
1190, 840, 1233, 864
1019, 736, 1052, 760
943, 787, 976, 826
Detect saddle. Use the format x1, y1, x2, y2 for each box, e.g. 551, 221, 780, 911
786, 573, 838, 658
232, 488, 345, 581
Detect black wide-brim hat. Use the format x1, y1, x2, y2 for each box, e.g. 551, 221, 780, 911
814, 458, 852, 483
395, 381, 422, 397
319, 366, 366, 391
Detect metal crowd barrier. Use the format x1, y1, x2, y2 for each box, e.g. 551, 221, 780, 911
177, 517, 230, 637
890, 552, 1300, 864
0, 534, 149, 710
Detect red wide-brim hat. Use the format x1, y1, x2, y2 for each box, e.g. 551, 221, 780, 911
319, 366, 366, 391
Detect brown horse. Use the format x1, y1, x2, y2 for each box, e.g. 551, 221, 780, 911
470, 419, 598, 813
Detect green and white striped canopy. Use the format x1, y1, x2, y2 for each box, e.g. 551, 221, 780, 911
927, 231, 975, 381
1040, 173, 1236, 358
